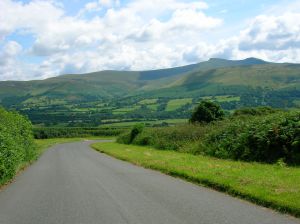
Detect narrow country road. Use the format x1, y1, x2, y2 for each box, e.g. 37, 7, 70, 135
0, 141, 299, 224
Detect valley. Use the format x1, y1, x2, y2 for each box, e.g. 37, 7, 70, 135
1, 1, 300, 223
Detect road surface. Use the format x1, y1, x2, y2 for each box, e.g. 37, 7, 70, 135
0, 141, 299, 224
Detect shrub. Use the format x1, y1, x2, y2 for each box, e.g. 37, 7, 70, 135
117, 123, 145, 144
129, 123, 145, 143
0, 108, 36, 185
116, 132, 131, 144
34, 127, 125, 139
190, 101, 224, 123
233, 106, 279, 116
117, 109, 300, 165
200, 111, 300, 165
118, 123, 215, 151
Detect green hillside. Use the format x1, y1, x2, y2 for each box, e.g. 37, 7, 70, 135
0, 70, 140, 101
0, 58, 299, 126
0, 57, 271, 102
144, 63, 300, 96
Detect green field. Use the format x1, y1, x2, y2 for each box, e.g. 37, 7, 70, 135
112, 106, 140, 115
137, 99, 159, 111
92, 142, 300, 217
147, 104, 158, 111
201, 95, 240, 102
166, 98, 193, 111
138, 99, 158, 105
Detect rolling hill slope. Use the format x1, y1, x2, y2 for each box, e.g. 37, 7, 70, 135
0, 58, 299, 125
0, 57, 276, 101
141, 63, 300, 97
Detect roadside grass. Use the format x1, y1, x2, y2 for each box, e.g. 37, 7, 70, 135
92, 142, 300, 218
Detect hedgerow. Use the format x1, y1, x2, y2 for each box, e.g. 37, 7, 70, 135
0, 108, 36, 185
117, 122, 216, 152
117, 110, 300, 165
34, 127, 125, 139
200, 112, 300, 165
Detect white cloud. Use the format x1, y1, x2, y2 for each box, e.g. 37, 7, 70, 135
231, 12, 300, 62
0, 0, 300, 81
0, 0, 223, 80
0, 41, 21, 69
182, 11, 300, 64
126, 0, 208, 16
80, 0, 120, 15
238, 13, 300, 51
0, 0, 64, 40
3, 41, 22, 56
0, 41, 29, 80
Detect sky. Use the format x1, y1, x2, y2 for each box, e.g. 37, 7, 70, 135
0, 0, 300, 80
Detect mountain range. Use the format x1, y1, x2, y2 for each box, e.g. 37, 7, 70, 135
0, 57, 299, 125
0, 57, 299, 103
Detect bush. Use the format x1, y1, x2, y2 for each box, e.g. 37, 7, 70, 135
117, 109, 300, 165
129, 123, 145, 143
118, 123, 215, 151
117, 123, 145, 144
34, 127, 125, 139
200, 111, 300, 165
116, 132, 131, 144
233, 106, 279, 116
0, 108, 36, 185
190, 101, 224, 123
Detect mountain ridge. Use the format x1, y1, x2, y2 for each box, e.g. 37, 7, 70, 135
0, 57, 299, 126
0, 57, 299, 108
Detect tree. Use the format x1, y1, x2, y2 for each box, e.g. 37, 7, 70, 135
129, 123, 145, 143
190, 100, 224, 123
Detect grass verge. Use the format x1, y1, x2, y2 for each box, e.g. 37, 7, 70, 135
92, 142, 300, 218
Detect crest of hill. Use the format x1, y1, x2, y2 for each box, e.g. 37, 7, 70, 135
0, 58, 299, 104
138, 57, 268, 80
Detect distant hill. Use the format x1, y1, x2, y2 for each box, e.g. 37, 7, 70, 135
139, 57, 268, 81
0, 57, 273, 101
0, 58, 299, 125
142, 63, 300, 97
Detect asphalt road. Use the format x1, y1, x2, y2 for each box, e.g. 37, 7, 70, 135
0, 141, 299, 224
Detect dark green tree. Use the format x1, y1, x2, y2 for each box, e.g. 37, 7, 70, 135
129, 123, 145, 143
190, 100, 224, 123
